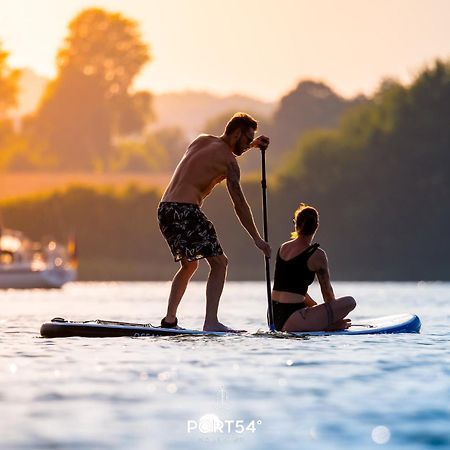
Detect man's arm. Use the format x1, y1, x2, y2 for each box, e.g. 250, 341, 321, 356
226, 159, 271, 257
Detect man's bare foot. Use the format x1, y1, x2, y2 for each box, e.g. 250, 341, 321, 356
203, 321, 245, 332
325, 319, 352, 331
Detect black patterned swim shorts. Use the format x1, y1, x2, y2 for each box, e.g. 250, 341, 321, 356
157, 202, 224, 262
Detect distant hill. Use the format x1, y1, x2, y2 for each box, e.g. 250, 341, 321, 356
152, 91, 276, 138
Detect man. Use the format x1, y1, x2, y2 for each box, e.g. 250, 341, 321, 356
157, 112, 271, 332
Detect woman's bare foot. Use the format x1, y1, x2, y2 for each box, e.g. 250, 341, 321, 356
325, 319, 352, 331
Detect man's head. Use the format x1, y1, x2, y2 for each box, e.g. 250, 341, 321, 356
224, 112, 258, 156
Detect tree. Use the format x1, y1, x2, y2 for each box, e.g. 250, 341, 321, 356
0, 41, 24, 170
269, 80, 367, 168
57, 8, 149, 99
0, 42, 20, 118
28, 8, 152, 170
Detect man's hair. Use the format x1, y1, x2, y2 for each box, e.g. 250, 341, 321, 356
291, 203, 319, 238
224, 112, 258, 135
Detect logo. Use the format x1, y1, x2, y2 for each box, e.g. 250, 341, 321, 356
186, 387, 262, 438
187, 414, 262, 434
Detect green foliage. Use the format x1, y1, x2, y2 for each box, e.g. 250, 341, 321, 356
268, 80, 367, 166
0, 120, 39, 171
275, 59, 450, 280
110, 91, 154, 136
153, 127, 189, 168
110, 134, 170, 172
0, 183, 264, 280
0, 184, 167, 280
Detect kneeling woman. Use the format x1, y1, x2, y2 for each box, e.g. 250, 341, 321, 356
271, 204, 356, 332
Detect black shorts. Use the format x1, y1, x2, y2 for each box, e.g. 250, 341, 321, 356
157, 202, 224, 262
271, 300, 307, 331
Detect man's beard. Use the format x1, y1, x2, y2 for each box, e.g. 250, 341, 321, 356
233, 139, 248, 157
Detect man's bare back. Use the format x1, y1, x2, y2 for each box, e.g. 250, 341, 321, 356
161, 135, 232, 206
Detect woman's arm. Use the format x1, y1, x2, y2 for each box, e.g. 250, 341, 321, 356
311, 249, 335, 303
305, 293, 318, 307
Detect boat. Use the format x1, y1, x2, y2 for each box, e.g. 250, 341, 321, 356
0, 228, 77, 289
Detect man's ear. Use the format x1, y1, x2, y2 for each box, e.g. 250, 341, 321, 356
228, 129, 241, 146
232, 129, 242, 140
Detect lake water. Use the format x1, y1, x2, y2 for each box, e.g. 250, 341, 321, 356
1, 281, 449, 450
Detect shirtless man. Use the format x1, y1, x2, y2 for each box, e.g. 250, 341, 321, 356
157, 112, 271, 331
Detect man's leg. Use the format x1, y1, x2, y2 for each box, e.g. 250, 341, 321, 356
203, 254, 230, 331
162, 259, 199, 324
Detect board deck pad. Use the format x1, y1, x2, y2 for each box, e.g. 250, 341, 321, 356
40, 314, 421, 338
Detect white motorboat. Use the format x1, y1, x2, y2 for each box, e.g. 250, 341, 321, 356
0, 228, 77, 289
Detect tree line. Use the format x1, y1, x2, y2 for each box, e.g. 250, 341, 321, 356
2, 60, 449, 283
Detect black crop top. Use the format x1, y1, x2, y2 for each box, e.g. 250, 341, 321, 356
272, 243, 320, 296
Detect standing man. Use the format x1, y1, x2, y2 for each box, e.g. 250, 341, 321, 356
158, 112, 271, 332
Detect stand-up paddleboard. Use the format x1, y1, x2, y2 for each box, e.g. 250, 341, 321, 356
290, 313, 421, 336
40, 318, 231, 338
40, 314, 420, 338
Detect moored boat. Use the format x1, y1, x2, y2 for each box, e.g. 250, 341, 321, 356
0, 228, 77, 289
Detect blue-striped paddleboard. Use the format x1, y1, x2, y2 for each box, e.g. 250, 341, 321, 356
291, 313, 421, 336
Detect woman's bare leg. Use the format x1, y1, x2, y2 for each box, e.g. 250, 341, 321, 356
283, 296, 356, 332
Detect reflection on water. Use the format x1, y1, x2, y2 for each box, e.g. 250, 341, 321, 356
1, 281, 449, 449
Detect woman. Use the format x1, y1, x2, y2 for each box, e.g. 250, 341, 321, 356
271, 203, 356, 332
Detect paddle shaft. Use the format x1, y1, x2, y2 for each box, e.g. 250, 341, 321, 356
261, 148, 275, 331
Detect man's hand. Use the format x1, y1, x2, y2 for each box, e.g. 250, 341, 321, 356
250, 135, 270, 151
254, 237, 271, 258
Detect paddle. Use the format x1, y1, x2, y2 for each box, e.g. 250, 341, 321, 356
260, 146, 275, 332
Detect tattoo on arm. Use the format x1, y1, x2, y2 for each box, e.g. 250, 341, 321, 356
226, 161, 246, 205
226, 160, 259, 240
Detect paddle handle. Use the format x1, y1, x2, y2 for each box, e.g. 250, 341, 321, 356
261, 148, 275, 331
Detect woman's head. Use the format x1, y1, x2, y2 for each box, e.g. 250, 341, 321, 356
291, 203, 319, 238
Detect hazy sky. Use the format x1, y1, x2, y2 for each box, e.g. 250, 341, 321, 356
1, 0, 450, 101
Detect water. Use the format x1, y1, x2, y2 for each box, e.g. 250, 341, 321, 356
1, 281, 449, 450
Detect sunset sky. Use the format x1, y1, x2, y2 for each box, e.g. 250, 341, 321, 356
1, 0, 450, 101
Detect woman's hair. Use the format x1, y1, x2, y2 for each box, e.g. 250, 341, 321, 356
291, 203, 319, 238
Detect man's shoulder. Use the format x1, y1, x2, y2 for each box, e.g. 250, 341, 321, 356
192, 134, 222, 146
191, 135, 233, 161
